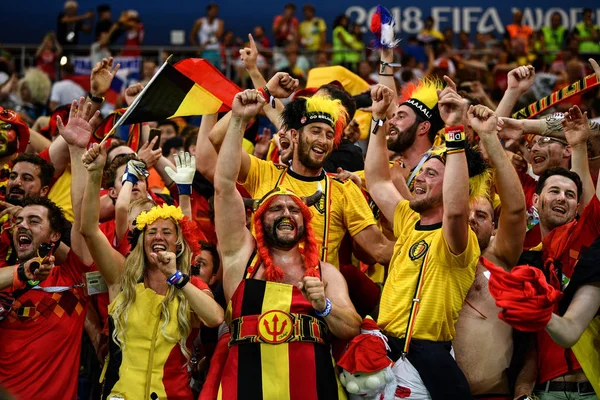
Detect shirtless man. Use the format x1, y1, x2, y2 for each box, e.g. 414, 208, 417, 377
453, 107, 527, 398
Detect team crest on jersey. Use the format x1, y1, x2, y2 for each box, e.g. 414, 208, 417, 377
257, 310, 294, 344
313, 193, 326, 214
409, 240, 429, 261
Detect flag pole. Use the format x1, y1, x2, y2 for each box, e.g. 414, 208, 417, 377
99, 54, 174, 146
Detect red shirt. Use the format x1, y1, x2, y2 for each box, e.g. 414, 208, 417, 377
536, 196, 600, 383
35, 50, 57, 80
519, 170, 542, 250
0, 250, 90, 400
122, 24, 144, 56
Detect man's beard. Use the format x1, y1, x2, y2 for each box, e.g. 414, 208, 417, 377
409, 194, 442, 214
297, 134, 328, 170
264, 217, 304, 249
387, 121, 418, 154
6, 186, 25, 205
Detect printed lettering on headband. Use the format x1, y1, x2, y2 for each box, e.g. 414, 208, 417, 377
300, 112, 335, 128
404, 99, 432, 119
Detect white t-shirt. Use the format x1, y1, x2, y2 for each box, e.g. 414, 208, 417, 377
50, 80, 86, 107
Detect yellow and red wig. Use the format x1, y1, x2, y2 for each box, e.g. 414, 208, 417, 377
248, 187, 321, 282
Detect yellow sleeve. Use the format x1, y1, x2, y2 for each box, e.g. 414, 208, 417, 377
393, 200, 417, 238
48, 169, 74, 223
242, 138, 255, 155
341, 180, 377, 236
440, 227, 481, 267
239, 154, 277, 196
319, 19, 326, 32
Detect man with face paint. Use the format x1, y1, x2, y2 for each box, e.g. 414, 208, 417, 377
0, 99, 96, 400
0, 109, 32, 196
452, 105, 527, 399
234, 92, 393, 269
213, 89, 360, 400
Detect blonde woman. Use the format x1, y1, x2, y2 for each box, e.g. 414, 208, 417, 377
80, 142, 224, 400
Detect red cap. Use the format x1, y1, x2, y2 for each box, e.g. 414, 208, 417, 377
0, 107, 30, 153
337, 318, 392, 374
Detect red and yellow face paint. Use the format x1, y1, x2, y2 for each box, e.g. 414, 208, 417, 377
0, 121, 18, 157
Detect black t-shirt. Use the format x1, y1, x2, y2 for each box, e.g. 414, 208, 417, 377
57, 12, 83, 45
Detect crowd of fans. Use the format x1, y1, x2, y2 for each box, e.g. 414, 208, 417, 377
0, 2, 600, 400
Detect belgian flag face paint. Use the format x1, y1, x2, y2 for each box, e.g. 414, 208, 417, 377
0, 122, 18, 157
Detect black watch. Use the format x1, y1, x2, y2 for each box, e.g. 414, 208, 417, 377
87, 92, 105, 104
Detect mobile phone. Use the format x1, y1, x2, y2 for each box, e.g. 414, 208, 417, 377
149, 129, 161, 150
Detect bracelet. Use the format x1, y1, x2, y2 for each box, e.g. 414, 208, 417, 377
167, 270, 183, 285
16, 264, 39, 288
371, 116, 387, 135
379, 61, 401, 74
259, 86, 275, 108
17, 264, 28, 283
87, 92, 105, 104
176, 183, 192, 195
174, 274, 190, 289
444, 125, 466, 150
315, 298, 332, 318
378, 73, 394, 76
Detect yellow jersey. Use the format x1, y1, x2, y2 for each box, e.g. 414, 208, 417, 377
240, 155, 376, 267
48, 167, 74, 223
378, 200, 479, 342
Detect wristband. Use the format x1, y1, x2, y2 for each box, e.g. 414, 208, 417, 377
16, 264, 39, 288
379, 61, 401, 74
13, 265, 27, 290
176, 183, 192, 195
174, 274, 190, 289
444, 125, 466, 150
371, 117, 387, 135
88, 92, 105, 104
167, 270, 183, 285
259, 86, 275, 108
315, 298, 332, 318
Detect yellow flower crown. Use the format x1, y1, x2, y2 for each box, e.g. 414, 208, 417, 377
135, 205, 185, 230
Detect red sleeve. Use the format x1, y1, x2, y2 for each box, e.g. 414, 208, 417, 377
38, 149, 51, 163
517, 169, 537, 209
115, 228, 131, 256
191, 275, 210, 292
60, 249, 92, 282
581, 196, 600, 238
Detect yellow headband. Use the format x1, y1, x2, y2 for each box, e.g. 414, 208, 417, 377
135, 205, 184, 230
